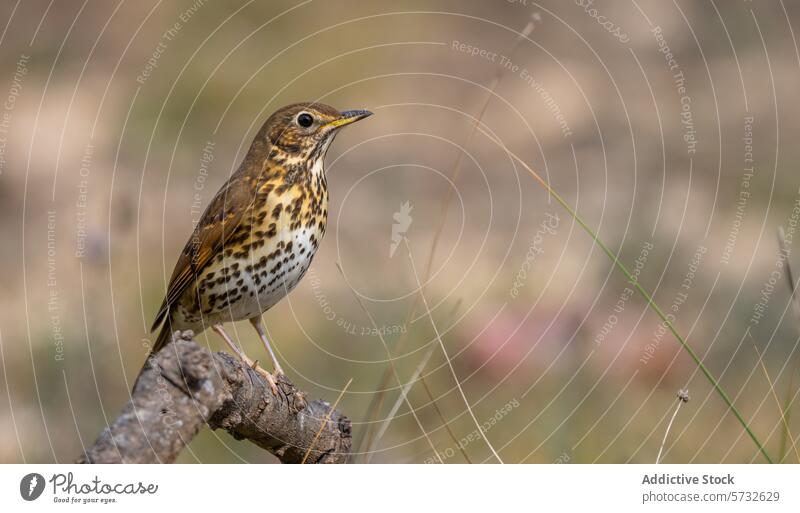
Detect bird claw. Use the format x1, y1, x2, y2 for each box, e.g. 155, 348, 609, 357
263, 370, 279, 396
237, 354, 279, 396
251, 364, 279, 396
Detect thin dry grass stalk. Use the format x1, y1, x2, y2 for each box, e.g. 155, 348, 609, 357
403, 237, 503, 463
363, 300, 467, 463
656, 390, 690, 464
365, 343, 438, 463
334, 263, 443, 463
358, 13, 538, 461
302, 377, 353, 464
777, 226, 800, 462
747, 329, 800, 463
420, 373, 473, 463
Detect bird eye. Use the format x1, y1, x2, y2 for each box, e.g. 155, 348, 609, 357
297, 112, 314, 128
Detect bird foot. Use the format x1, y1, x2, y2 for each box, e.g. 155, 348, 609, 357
261, 369, 279, 396
241, 356, 278, 396
252, 364, 278, 396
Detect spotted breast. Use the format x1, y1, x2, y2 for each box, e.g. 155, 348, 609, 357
173, 157, 328, 332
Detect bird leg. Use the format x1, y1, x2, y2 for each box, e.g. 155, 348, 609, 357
249, 316, 284, 375
211, 323, 278, 395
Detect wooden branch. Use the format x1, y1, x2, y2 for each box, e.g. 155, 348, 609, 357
78, 330, 351, 464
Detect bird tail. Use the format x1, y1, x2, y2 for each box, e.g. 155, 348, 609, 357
151, 317, 175, 356
133, 316, 175, 390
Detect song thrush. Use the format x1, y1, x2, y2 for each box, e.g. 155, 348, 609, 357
141, 103, 372, 392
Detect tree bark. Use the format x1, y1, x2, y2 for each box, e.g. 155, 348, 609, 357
78, 330, 351, 464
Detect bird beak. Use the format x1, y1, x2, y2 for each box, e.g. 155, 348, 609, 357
326, 109, 373, 129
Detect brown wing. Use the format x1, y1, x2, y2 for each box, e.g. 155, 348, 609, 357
150, 170, 257, 332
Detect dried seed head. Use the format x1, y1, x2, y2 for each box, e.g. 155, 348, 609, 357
677, 389, 690, 403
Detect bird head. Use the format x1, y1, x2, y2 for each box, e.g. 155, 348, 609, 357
262, 103, 372, 162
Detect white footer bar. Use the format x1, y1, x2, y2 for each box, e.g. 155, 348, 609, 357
1, 464, 797, 511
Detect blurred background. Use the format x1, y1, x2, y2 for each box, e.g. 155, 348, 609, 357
1, 0, 800, 463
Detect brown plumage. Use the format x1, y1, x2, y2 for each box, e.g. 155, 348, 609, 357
141, 103, 371, 391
